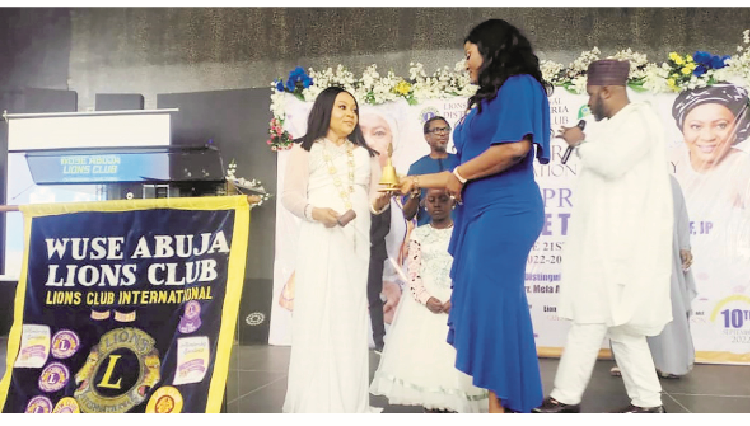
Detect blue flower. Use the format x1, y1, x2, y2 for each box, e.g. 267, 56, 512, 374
289, 67, 306, 79
693, 65, 707, 77
282, 67, 311, 91
710, 55, 725, 69
275, 80, 285, 92
693, 51, 711, 65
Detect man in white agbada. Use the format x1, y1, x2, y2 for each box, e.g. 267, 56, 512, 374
534, 59, 674, 413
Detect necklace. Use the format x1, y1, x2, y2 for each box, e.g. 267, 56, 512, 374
321, 139, 355, 210
431, 223, 454, 230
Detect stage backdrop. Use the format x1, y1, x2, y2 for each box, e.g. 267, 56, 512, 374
0, 196, 250, 413
270, 83, 750, 365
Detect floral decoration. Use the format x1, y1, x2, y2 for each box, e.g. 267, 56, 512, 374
266, 29, 750, 152
267, 117, 294, 151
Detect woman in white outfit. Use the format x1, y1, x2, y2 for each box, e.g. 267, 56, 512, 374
281, 87, 392, 412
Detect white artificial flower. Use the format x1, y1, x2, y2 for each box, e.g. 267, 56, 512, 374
642, 63, 669, 93
712, 67, 731, 83
455, 59, 467, 72
269, 91, 288, 119
609, 49, 648, 80
409, 63, 427, 81
568, 47, 600, 79
352, 91, 366, 105
570, 76, 587, 94
540, 59, 565, 83
301, 88, 313, 102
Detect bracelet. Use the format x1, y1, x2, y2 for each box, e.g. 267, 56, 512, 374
453, 168, 468, 184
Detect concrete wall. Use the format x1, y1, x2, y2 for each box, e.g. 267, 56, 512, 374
2, 8, 749, 109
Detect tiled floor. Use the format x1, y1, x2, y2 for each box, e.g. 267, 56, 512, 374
2, 338, 749, 413
223, 344, 750, 413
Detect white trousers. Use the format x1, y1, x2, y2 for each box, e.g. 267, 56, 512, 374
550, 323, 662, 408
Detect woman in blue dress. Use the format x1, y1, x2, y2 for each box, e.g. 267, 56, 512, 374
398, 18, 552, 413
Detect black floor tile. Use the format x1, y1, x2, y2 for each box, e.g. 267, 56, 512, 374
662, 394, 691, 413
660, 364, 750, 396
227, 376, 288, 413
668, 394, 750, 413
1, 340, 748, 413
226, 370, 287, 403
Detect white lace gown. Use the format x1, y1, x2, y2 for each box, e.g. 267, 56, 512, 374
280, 139, 383, 413
369, 225, 489, 412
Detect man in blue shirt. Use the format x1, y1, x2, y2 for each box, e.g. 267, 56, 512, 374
403, 116, 460, 225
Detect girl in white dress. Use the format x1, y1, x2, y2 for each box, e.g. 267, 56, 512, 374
370, 188, 489, 412
281, 87, 392, 413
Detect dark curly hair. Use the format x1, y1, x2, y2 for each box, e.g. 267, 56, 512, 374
464, 19, 553, 114
299, 86, 377, 157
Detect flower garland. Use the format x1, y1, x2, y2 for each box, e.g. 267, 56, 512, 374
267, 29, 750, 151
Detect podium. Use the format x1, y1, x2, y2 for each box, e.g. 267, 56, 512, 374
23, 144, 228, 201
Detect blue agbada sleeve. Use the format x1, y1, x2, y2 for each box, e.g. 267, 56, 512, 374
487, 74, 552, 165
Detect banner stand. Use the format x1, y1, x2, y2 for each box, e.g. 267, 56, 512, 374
0, 195, 262, 413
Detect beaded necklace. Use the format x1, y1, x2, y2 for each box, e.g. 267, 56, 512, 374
321, 139, 355, 210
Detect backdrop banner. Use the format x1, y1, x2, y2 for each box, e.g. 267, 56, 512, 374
271, 83, 750, 365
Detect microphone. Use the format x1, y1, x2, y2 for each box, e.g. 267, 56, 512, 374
560, 120, 586, 165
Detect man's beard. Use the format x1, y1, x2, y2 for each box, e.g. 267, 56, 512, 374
432, 143, 447, 153
592, 96, 607, 121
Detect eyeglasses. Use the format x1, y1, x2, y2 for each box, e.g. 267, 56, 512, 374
427, 126, 451, 134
